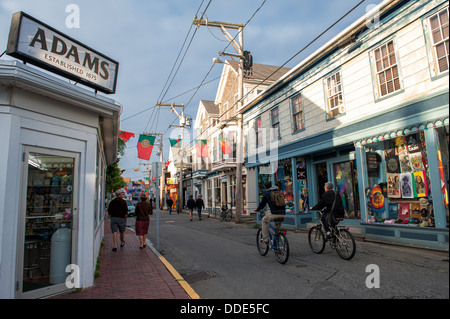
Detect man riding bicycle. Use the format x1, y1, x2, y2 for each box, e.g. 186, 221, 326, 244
255, 181, 286, 244
310, 182, 345, 237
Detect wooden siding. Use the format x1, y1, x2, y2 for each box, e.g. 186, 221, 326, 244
243, 0, 449, 155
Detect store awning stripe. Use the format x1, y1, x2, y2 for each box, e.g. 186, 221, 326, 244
354, 118, 449, 147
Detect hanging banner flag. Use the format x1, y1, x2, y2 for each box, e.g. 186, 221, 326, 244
195, 139, 208, 158
220, 137, 232, 155
169, 138, 182, 148
119, 130, 135, 142
137, 134, 156, 160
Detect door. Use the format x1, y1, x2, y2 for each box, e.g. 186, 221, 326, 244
315, 162, 328, 200
17, 147, 79, 298
333, 161, 359, 219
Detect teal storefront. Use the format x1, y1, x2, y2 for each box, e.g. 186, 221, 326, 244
249, 91, 449, 251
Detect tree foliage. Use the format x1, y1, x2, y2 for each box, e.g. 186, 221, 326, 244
105, 138, 126, 194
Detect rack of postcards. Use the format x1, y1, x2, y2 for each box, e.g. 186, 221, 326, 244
26, 163, 73, 240
366, 131, 434, 227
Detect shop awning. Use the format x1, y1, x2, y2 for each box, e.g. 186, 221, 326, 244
354, 118, 449, 147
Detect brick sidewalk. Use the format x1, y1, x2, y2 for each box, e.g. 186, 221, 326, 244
55, 219, 190, 299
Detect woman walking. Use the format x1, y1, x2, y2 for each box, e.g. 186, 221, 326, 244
135, 193, 152, 248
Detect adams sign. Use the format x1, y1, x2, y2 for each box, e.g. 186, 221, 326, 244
6, 12, 119, 94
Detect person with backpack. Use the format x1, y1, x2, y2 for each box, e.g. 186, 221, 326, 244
255, 181, 286, 244
186, 195, 196, 221
310, 182, 345, 238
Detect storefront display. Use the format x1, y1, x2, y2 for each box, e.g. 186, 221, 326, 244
365, 130, 444, 228
23, 153, 75, 293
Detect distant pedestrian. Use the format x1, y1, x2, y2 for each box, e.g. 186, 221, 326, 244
166, 197, 174, 215
108, 189, 128, 251
187, 195, 196, 221
135, 193, 152, 249
195, 195, 205, 220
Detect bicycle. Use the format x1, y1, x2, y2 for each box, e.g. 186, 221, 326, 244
220, 203, 232, 222
308, 208, 356, 260
256, 210, 290, 264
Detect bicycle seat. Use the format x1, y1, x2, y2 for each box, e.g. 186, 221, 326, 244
336, 218, 344, 221
274, 218, 284, 222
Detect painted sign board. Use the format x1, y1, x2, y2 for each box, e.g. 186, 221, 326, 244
6, 12, 119, 94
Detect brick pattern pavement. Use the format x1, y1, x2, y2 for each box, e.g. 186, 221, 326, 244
55, 219, 189, 299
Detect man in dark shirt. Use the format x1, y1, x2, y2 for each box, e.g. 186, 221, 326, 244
195, 195, 205, 221
108, 189, 128, 251
311, 182, 345, 237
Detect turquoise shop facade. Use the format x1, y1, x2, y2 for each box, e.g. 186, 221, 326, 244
244, 0, 449, 250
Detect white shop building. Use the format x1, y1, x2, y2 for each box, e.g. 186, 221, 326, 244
0, 12, 120, 298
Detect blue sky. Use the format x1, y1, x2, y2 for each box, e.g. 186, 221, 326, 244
0, 0, 383, 181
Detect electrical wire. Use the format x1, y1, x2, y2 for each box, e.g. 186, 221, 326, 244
180, 0, 368, 151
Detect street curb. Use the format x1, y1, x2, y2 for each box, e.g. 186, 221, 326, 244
126, 224, 200, 299
145, 237, 200, 300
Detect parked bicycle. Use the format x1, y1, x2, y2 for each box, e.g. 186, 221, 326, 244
308, 207, 356, 260
256, 210, 290, 264
220, 203, 232, 222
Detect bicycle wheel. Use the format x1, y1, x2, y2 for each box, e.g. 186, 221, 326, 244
256, 228, 269, 256
225, 210, 232, 222
274, 233, 289, 264
308, 226, 325, 254
335, 229, 356, 260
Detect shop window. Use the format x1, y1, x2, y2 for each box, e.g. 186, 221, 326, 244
325, 71, 345, 119
23, 152, 75, 293
428, 7, 449, 75
296, 157, 309, 213
372, 40, 401, 97
366, 131, 440, 227
291, 93, 304, 132
214, 178, 221, 207
271, 107, 281, 140
274, 159, 294, 214
206, 180, 212, 207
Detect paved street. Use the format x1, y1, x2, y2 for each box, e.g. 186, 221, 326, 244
130, 210, 449, 299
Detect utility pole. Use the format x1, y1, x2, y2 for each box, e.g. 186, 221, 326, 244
144, 132, 163, 250
157, 103, 185, 213
193, 18, 245, 223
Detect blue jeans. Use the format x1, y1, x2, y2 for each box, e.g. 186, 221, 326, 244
168, 206, 172, 214
197, 207, 202, 219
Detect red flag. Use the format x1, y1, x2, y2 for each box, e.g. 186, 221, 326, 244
119, 130, 135, 142
137, 134, 156, 160
195, 139, 208, 158
220, 138, 232, 155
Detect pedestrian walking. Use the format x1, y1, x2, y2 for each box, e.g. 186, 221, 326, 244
187, 195, 196, 221
107, 188, 128, 251
166, 197, 174, 215
135, 193, 152, 249
195, 195, 205, 220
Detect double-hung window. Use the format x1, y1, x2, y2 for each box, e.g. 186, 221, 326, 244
428, 7, 449, 75
373, 40, 401, 97
325, 71, 344, 119
271, 107, 281, 140
291, 94, 304, 132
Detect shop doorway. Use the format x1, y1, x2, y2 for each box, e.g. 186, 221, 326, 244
315, 162, 328, 200
333, 160, 359, 219
17, 147, 78, 298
